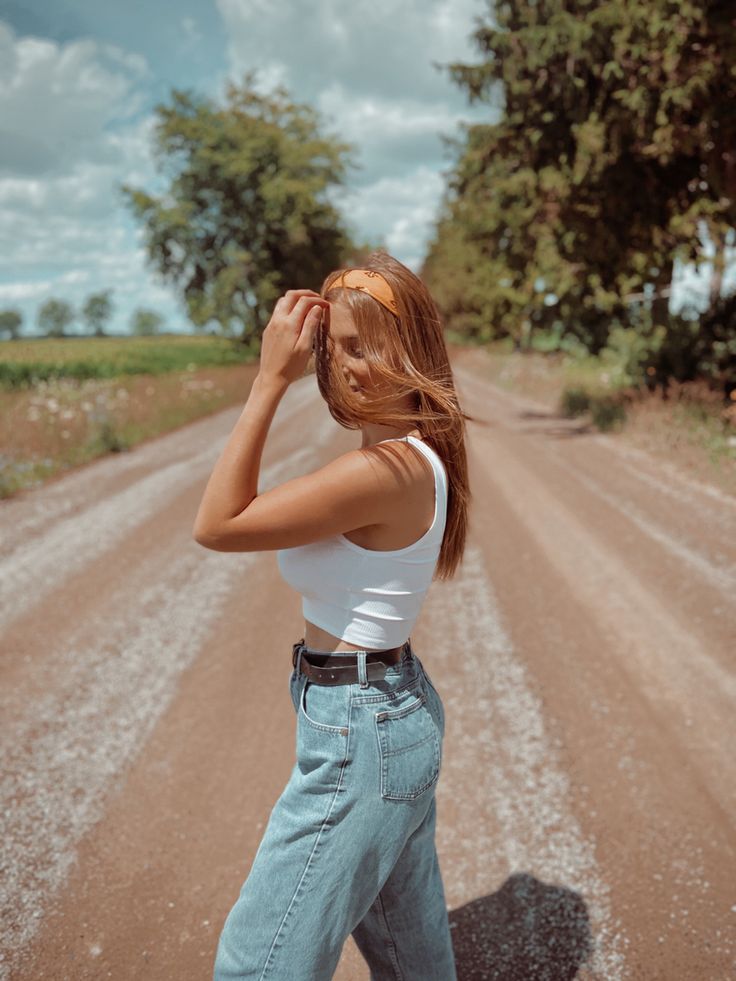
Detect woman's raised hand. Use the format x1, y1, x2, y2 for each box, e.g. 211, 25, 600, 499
258, 289, 330, 387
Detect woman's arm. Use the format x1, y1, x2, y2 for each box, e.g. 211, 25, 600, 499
192, 288, 327, 543
191, 372, 288, 541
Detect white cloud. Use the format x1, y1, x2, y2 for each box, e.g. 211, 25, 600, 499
0, 22, 150, 177
331, 167, 446, 271
317, 83, 474, 182
0, 112, 159, 271
217, 0, 487, 107
181, 17, 203, 47
0, 23, 185, 333
214, 0, 489, 267
0, 278, 55, 302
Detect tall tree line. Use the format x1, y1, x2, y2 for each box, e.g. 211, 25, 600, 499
422, 0, 736, 389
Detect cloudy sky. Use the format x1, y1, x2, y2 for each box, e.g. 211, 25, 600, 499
0, 0, 497, 335
0, 0, 730, 337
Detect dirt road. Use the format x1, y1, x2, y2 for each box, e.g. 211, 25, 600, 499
2, 349, 734, 980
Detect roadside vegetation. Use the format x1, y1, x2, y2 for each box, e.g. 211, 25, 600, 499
449, 335, 736, 498
0, 336, 259, 499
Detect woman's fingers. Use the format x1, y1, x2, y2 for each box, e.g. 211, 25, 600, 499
288, 294, 330, 324
277, 289, 326, 315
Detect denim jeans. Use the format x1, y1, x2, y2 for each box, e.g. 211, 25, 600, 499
212, 638, 457, 981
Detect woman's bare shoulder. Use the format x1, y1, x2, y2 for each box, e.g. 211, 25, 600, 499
352, 437, 432, 481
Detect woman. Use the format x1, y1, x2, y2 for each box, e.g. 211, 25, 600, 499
193, 251, 472, 980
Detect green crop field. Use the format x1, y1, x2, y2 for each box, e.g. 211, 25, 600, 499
0, 334, 257, 389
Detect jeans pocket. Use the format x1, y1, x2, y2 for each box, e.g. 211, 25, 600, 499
299, 678, 350, 735
374, 691, 441, 801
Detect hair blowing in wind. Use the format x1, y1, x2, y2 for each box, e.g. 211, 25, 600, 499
313, 250, 475, 581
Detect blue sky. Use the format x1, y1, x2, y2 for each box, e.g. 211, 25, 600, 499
0, 0, 731, 337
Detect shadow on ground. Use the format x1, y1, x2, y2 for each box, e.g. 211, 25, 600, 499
449, 872, 593, 980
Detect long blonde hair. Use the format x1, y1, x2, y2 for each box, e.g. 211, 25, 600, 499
313, 250, 473, 580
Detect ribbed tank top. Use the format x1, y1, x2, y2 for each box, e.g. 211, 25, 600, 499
276, 435, 448, 649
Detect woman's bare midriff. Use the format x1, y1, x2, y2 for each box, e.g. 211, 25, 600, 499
302, 621, 391, 653
303, 432, 435, 655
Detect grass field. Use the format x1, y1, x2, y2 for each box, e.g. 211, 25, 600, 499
0, 334, 254, 388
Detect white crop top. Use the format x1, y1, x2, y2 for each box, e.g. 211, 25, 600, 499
276, 435, 448, 649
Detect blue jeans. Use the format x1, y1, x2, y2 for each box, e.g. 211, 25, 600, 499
213, 638, 457, 980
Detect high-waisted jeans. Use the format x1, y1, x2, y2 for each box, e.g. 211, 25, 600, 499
212, 638, 457, 980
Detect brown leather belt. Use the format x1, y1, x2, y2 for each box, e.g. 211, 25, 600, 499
291, 638, 408, 686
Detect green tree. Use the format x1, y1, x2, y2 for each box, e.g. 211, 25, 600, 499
0, 308, 23, 340
37, 299, 74, 338
82, 290, 114, 336
121, 71, 358, 344
130, 308, 165, 336
424, 0, 736, 368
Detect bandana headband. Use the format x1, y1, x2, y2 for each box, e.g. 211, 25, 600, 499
327, 268, 399, 317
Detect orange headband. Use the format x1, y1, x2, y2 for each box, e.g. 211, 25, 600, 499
327, 268, 399, 317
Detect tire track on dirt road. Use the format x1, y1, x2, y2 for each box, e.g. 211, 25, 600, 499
454, 368, 736, 765
422, 542, 627, 980
0, 384, 317, 631
444, 360, 735, 977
